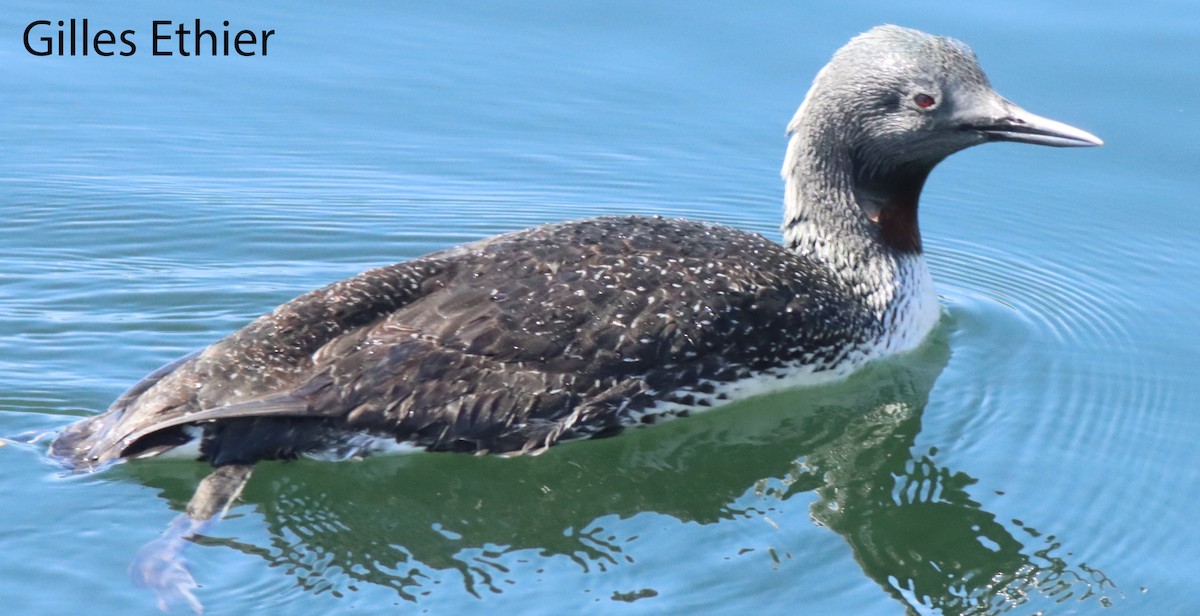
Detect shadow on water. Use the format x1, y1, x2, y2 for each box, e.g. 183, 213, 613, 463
117, 329, 1117, 614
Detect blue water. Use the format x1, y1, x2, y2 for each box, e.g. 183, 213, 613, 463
2, 1, 1197, 614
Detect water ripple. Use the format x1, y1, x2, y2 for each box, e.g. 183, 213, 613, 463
932, 237, 1135, 348
927, 236, 1172, 550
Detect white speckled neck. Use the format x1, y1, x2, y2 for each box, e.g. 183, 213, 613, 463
787, 152, 936, 330
877, 253, 941, 355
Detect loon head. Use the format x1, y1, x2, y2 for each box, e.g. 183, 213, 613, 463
783, 25, 1102, 254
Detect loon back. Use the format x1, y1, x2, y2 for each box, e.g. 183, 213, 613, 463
52, 217, 880, 469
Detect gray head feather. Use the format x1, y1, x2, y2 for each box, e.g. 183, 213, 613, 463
787, 25, 996, 179
782, 24, 1100, 259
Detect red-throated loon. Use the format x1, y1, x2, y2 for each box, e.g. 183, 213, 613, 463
47, 25, 1100, 611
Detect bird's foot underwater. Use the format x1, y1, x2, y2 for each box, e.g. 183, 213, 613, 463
130, 464, 255, 614
130, 513, 208, 614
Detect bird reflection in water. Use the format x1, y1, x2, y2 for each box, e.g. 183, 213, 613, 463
123, 332, 1118, 613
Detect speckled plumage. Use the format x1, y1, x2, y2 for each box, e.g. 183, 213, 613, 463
54, 216, 887, 467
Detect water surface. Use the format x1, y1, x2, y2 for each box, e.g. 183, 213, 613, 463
2, 1, 1197, 614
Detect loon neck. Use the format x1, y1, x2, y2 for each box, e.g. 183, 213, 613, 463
781, 133, 932, 260
779, 121, 939, 331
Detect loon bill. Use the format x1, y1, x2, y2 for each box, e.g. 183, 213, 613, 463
46, 25, 1100, 612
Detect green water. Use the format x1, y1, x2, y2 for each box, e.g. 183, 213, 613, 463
2, 1, 1196, 614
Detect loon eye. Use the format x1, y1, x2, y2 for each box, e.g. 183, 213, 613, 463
913, 93, 937, 109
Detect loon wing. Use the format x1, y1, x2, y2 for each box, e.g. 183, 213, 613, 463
108, 350, 202, 415
116, 392, 314, 457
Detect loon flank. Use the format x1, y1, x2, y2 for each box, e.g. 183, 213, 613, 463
49, 25, 1099, 609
